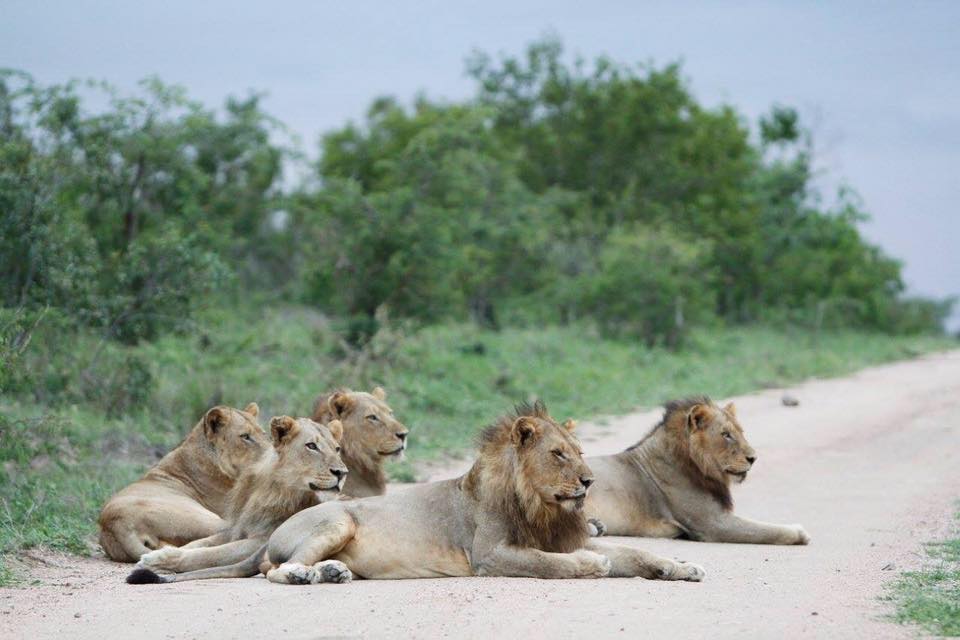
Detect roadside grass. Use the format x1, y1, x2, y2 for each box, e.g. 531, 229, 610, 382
0, 304, 955, 585
887, 510, 960, 636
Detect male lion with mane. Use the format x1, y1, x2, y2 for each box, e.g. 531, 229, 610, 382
99, 403, 269, 562
127, 416, 347, 583
311, 386, 409, 497
260, 400, 705, 585
584, 397, 810, 544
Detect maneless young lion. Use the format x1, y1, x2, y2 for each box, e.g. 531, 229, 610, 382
311, 386, 409, 497
127, 416, 347, 583
257, 400, 705, 585
99, 403, 269, 562
584, 397, 810, 545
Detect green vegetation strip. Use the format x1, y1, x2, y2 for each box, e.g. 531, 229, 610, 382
888, 510, 960, 636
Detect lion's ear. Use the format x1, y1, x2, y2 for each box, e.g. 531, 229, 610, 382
270, 416, 299, 446
328, 391, 354, 419
723, 402, 737, 417
562, 419, 577, 433
204, 407, 228, 438
687, 404, 713, 431
243, 402, 260, 418
371, 386, 387, 401
326, 419, 343, 443
512, 416, 541, 446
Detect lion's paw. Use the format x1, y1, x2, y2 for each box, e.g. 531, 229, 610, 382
272, 562, 317, 585
573, 549, 611, 578
674, 561, 705, 582
137, 546, 180, 571
288, 564, 318, 585
791, 525, 811, 545
313, 560, 352, 584
587, 518, 607, 537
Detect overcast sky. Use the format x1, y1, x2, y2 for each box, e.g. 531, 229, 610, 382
3, 1, 958, 326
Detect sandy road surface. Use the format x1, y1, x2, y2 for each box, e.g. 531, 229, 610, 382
3, 351, 959, 639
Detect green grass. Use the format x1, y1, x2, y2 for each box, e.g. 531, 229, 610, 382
0, 304, 955, 585
887, 510, 960, 636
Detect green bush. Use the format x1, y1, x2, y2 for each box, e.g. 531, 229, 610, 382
576, 227, 714, 347
95, 225, 230, 344
0, 70, 282, 346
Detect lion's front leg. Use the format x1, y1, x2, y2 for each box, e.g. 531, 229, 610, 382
585, 541, 705, 582
137, 545, 183, 572
265, 507, 358, 585
696, 514, 810, 545
473, 544, 611, 579
180, 531, 231, 549
139, 538, 264, 573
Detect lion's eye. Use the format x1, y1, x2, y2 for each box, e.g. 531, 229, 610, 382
305, 442, 319, 451
335, 446, 342, 453
241, 434, 254, 443
722, 432, 733, 441
367, 415, 379, 422
552, 449, 565, 459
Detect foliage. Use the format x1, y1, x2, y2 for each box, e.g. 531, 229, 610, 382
306, 37, 951, 339
887, 509, 960, 636
0, 69, 284, 345
302, 105, 561, 331
3, 38, 953, 350
574, 226, 714, 346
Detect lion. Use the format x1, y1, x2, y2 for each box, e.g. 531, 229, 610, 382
584, 397, 810, 545
98, 402, 269, 562
249, 400, 704, 585
126, 416, 347, 583
311, 386, 409, 497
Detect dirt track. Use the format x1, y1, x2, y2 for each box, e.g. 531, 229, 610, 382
3, 351, 959, 639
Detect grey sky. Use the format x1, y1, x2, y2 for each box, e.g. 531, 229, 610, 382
3, 1, 958, 325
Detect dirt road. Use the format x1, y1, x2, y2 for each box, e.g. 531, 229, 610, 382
3, 351, 959, 639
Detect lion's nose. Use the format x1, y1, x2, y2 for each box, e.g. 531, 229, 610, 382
331, 468, 348, 479
396, 432, 408, 442
746, 455, 757, 465
580, 476, 594, 489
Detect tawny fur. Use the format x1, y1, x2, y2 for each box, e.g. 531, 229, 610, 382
585, 397, 810, 545
98, 403, 268, 562
461, 401, 588, 553
627, 397, 734, 510
311, 387, 408, 497
129, 417, 348, 583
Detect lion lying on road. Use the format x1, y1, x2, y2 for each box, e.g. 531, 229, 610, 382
312, 386, 409, 497
98, 403, 269, 562
127, 416, 347, 583
261, 401, 704, 585
585, 397, 810, 545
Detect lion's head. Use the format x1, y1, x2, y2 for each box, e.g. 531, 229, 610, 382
657, 397, 756, 509
268, 416, 348, 499
312, 387, 408, 494
462, 400, 593, 553
202, 402, 270, 478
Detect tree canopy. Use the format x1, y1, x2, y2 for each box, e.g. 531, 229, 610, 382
1, 38, 952, 353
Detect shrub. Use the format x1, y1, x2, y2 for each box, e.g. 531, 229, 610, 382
576, 227, 715, 347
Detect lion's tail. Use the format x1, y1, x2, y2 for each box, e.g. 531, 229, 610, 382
126, 544, 267, 585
